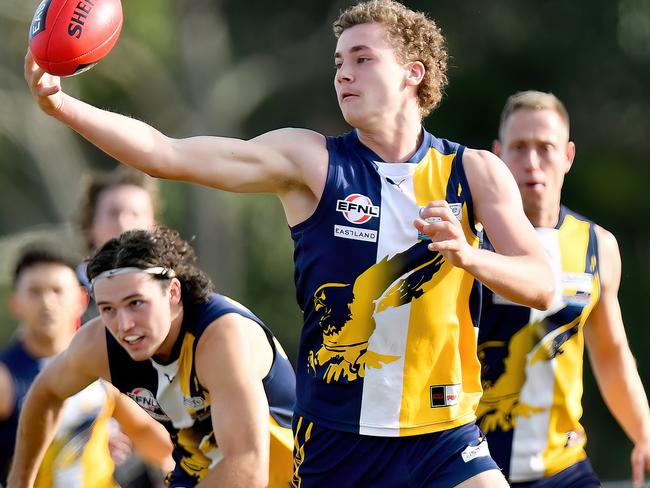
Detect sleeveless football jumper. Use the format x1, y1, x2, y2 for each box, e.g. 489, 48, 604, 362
477, 206, 600, 482
291, 129, 483, 437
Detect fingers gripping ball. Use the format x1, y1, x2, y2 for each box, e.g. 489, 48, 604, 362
28, 0, 123, 76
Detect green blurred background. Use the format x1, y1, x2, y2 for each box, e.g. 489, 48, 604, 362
0, 0, 648, 482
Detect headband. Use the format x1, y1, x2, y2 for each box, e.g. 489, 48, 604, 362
90, 266, 176, 292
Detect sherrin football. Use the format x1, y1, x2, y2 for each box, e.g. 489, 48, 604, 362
28, 0, 123, 77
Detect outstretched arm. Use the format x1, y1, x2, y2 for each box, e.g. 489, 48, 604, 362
194, 313, 272, 488
585, 226, 650, 488
416, 149, 554, 310
24, 52, 326, 200
7, 322, 108, 488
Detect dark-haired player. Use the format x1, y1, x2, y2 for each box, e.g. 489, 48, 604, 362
8, 228, 295, 488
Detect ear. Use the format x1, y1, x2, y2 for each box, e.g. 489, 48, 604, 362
7, 294, 21, 320
405, 61, 425, 86
492, 139, 502, 157
78, 286, 90, 316
168, 278, 182, 306
565, 141, 576, 174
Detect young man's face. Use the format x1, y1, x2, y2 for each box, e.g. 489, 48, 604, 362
91, 184, 155, 249
11, 263, 85, 343
494, 108, 575, 222
334, 22, 412, 128
94, 272, 180, 362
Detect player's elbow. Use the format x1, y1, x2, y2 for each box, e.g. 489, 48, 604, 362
534, 284, 555, 311
529, 269, 556, 310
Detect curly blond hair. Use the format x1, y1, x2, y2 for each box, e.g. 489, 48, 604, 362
333, 0, 448, 118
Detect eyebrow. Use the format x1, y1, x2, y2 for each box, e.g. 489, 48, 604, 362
96, 293, 142, 307
334, 45, 371, 59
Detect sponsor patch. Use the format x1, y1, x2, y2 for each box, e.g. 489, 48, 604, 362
461, 437, 490, 463
183, 396, 206, 410
334, 224, 378, 242
336, 194, 380, 224
418, 202, 462, 241
429, 384, 460, 408
127, 387, 170, 421
449, 203, 463, 220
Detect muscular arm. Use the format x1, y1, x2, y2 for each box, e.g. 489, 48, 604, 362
194, 313, 272, 488
7, 321, 109, 488
584, 226, 650, 487
109, 384, 175, 471
24, 53, 327, 224
417, 149, 554, 310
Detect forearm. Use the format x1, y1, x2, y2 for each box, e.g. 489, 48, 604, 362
128, 427, 174, 469
465, 247, 554, 310
196, 453, 267, 488
7, 386, 64, 488
592, 349, 650, 444
54, 93, 175, 179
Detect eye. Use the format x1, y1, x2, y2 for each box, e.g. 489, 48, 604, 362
98, 305, 114, 316
357, 56, 370, 64
334, 62, 342, 70
129, 299, 144, 310
513, 142, 526, 151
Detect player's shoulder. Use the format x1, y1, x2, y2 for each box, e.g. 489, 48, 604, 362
461, 147, 513, 186
462, 147, 504, 167
68, 318, 108, 359
593, 223, 620, 257
255, 127, 326, 149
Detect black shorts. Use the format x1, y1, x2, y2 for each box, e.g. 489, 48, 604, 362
510, 459, 601, 488
292, 415, 501, 487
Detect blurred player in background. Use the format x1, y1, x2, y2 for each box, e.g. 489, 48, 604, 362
477, 90, 650, 487
8, 227, 295, 488
76, 166, 158, 299
24, 1, 557, 486
0, 242, 173, 487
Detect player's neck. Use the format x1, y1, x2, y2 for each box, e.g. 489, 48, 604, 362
527, 203, 561, 229
356, 117, 423, 163
152, 306, 184, 364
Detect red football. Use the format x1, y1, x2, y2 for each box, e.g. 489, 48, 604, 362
28, 0, 123, 77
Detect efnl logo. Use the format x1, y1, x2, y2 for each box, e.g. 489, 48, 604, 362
336, 194, 380, 224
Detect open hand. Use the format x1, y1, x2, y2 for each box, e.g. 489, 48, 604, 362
24, 50, 64, 116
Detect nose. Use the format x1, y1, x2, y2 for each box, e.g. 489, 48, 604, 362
521, 148, 541, 171
39, 289, 59, 308
335, 64, 353, 85
116, 309, 135, 333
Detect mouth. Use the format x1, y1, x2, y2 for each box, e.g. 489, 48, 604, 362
340, 92, 358, 101
523, 181, 545, 191
122, 334, 145, 346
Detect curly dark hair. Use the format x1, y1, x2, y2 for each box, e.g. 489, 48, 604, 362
333, 0, 448, 118
86, 227, 213, 305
